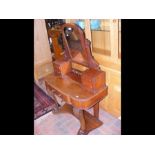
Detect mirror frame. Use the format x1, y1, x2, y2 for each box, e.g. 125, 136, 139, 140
61, 23, 99, 69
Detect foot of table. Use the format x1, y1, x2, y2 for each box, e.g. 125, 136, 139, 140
55, 103, 103, 135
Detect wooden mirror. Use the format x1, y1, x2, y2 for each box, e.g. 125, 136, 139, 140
48, 24, 100, 69
61, 23, 99, 69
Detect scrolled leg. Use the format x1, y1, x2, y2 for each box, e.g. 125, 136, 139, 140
73, 108, 88, 135
93, 102, 99, 119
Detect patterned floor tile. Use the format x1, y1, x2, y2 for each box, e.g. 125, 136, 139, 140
34, 108, 121, 135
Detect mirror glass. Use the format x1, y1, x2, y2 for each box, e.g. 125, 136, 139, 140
63, 26, 89, 66
64, 27, 83, 52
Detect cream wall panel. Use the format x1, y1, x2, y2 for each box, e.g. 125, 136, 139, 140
34, 19, 53, 82
34, 19, 52, 65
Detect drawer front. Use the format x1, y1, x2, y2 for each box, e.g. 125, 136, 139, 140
45, 81, 70, 104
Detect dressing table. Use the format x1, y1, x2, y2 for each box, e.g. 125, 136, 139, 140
44, 23, 108, 135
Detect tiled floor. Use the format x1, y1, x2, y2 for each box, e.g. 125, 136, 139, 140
34, 107, 121, 135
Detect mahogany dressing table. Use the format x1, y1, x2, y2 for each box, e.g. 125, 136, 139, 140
44, 23, 108, 135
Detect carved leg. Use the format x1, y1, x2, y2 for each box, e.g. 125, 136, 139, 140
45, 83, 60, 113
46, 89, 60, 113
78, 110, 86, 134
93, 102, 99, 119
51, 93, 60, 113
73, 108, 87, 135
